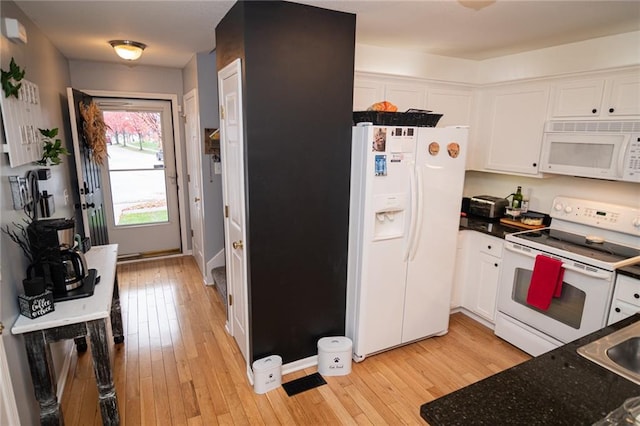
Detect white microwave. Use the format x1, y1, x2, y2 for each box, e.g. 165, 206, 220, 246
540, 120, 640, 183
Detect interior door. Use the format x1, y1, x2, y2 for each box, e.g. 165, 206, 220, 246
67, 88, 108, 245
97, 98, 181, 258
184, 90, 205, 277
219, 59, 249, 363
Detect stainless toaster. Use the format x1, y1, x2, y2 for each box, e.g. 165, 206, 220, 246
469, 195, 509, 219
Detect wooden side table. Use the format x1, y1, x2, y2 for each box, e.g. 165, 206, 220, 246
12, 244, 123, 426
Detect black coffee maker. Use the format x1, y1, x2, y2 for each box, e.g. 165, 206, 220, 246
27, 218, 88, 297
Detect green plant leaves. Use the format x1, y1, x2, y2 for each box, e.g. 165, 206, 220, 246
36, 128, 69, 166
1, 57, 25, 99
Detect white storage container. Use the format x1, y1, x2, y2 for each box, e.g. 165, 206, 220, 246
252, 355, 282, 394
317, 336, 352, 376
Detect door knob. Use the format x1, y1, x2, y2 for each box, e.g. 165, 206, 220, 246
232, 240, 243, 250
194, 197, 201, 202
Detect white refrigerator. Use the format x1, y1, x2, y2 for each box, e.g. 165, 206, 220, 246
346, 123, 468, 361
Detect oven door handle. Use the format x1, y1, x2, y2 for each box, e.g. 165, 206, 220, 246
504, 244, 612, 279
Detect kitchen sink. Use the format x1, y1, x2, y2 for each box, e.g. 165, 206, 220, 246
577, 321, 640, 385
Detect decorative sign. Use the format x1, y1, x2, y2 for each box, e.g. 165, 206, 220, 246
19, 290, 55, 319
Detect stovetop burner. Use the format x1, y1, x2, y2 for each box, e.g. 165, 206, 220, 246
510, 228, 640, 264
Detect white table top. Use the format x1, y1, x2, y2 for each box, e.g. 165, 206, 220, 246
12, 244, 119, 335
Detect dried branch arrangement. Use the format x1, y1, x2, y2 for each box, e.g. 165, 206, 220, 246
2, 220, 34, 263
79, 100, 109, 165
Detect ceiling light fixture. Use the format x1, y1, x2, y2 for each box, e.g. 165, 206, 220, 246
108, 40, 147, 61
458, 0, 496, 11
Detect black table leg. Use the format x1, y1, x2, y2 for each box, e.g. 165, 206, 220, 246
87, 319, 120, 425
23, 331, 64, 426
74, 336, 88, 353
110, 274, 124, 344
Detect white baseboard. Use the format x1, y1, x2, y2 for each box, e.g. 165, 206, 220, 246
282, 355, 318, 375
451, 307, 496, 330
205, 249, 226, 285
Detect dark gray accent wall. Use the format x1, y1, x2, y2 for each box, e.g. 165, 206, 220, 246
216, 0, 355, 364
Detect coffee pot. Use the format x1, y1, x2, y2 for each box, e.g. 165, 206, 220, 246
27, 218, 88, 296
60, 248, 88, 291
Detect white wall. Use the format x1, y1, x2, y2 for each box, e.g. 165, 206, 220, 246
463, 171, 640, 215
1, 2, 75, 424
355, 31, 640, 85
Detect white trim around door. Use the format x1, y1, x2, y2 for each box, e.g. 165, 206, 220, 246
83, 90, 188, 257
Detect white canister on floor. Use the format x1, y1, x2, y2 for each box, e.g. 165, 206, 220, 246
252, 355, 282, 394
317, 336, 352, 376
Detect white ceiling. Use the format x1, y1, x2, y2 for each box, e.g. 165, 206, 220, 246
13, 0, 640, 68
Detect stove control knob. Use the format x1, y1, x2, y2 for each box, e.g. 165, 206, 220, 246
554, 203, 564, 212
633, 217, 640, 228
564, 206, 573, 214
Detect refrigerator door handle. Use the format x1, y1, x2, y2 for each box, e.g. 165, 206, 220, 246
405, 162, 418, 261
409, 165, 424, 261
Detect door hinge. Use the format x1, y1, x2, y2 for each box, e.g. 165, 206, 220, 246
187, 174, 191, 183
220, 105, 225, 120
228, 294, 233, 306
224, 205, 229, 218
0, 321, 4, 335
190, 229, 194, 237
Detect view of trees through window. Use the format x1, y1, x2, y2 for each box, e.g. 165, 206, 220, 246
102, 110, 169, 226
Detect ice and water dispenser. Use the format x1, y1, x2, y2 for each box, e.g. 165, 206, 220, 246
373, 193, 406, 241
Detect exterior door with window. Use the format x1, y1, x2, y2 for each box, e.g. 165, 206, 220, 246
98, 98, 181, 258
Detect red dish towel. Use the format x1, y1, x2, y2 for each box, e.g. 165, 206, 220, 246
526, 255, 565, 311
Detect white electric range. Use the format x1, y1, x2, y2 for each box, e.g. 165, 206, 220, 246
494, 196, 640, 356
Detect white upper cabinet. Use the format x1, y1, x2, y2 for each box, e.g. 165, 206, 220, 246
353, 79, 385, 111
605, 73, 640, 117
426, 88, 473, 128
481, 83, 550, 175
384, 83, 426, 111
550, 72, 640, 119
353, 74, 474, 128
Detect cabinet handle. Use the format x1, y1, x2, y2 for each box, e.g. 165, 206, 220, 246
487, 245, 492, 250
609, 107, 615, 113
532, 162, 537, 167
592, 108, 597, 114
634, 293, 639, 299
615, 307, 621, 313
494, 263, 499, 267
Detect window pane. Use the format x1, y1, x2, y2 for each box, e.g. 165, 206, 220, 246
109, 169, 168, 226
103, 110, 164, 171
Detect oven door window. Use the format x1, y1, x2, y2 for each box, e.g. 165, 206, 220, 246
512, 268, 585, 329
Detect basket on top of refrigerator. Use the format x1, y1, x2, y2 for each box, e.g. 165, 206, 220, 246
353, 103, 443, 127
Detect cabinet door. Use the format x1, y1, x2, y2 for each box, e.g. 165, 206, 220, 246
353, 78, 384, 111
426, 88, 473, 128
550, 79, 605, 118
475, 253, 501, 322
385, 83, 426, 111
484, 84, 550, 175
604, 73, 640, 117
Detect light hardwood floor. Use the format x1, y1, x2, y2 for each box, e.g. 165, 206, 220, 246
61, 256, 530, 425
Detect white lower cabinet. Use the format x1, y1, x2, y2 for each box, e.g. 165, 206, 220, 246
460, 231, 503, 324
608, 274, 640, 325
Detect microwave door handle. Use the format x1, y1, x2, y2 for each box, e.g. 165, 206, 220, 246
616, 135, 631, 179
504, 244, 611, 279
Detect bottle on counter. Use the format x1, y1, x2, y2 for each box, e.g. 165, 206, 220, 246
512, 186, 523, 209
521, 188, 530, 213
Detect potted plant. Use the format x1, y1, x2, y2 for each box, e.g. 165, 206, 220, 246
36, 128, 69, 166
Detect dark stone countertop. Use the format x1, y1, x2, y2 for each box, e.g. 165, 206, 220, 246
420, 314, 640, 425
459, 215, 529, 239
